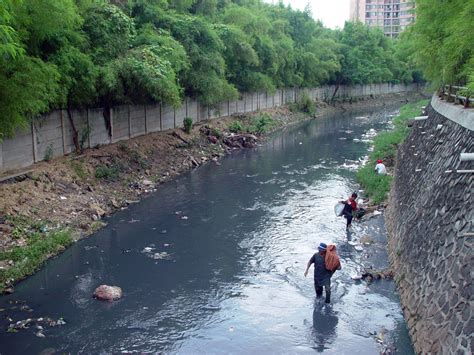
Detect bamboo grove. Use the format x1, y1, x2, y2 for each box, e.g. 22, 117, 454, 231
5, 0, 465, 139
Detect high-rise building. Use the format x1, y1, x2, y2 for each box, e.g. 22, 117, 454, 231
349, 0, 416, 38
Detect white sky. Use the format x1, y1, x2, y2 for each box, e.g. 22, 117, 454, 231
267, 0, 350, 29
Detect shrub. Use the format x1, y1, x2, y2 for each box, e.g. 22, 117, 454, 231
71, 160, 87, 180
290, 92, 316, 116
248, 113, 277, 134
43, 144, 54, 162
183, 117, 193, 134
229, 121, 243, 133
95, 165, 118, 180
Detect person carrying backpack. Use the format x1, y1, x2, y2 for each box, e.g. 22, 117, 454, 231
340, 192, 358, 230
304, 242, 341, 303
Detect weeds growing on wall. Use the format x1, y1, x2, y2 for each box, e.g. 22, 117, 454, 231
357, 99, 429, 203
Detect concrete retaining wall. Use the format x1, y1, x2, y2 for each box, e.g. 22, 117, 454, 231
0, 83, 419, 173
386, 97, 473, 354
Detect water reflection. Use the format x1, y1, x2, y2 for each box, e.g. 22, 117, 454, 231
312, 303, 339, 352
0, 106, 414, 354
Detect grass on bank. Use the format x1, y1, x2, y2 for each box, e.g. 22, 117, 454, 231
228, 112, 278, 135
357, 99, 429, 204
0, 220, 73, 291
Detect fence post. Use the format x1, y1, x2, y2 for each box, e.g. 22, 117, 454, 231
127, 105, 131, 138
31, 121, 37, 163
144, 104, 148, 134
196, 101, 200, 122
159, 103, 163, 131
60, 110, 66, 154
110, 107, 114, 143
174, 106, 176, 128
87, 108, 91, 148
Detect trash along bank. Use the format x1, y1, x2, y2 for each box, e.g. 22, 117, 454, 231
0, 103, 414, 353
0, 92, 423, 292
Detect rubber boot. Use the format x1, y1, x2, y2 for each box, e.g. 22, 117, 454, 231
325, 289, 331, 303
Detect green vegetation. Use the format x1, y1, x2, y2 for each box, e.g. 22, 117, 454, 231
229, 121, 244, 133
95, 164, 119, 180
0, 217, 72, 290
43, 144, 54, 162
290, 92, 316, 116
357, 99, 429, 203
0, 0, 418, 141
183, 117, 193, 134
70, 160, 87, 180
247, 113, 277, 134
401, 0, 474, 89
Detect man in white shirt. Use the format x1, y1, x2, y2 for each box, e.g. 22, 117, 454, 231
375, 159, 387, 175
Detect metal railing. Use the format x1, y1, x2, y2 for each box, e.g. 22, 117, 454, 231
440, 85, 474, 108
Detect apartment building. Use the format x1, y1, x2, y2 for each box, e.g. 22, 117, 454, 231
349, 0, 416, 38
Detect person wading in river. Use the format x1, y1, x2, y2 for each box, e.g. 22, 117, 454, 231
341, 192, 358, 230
304, 243, 340, 303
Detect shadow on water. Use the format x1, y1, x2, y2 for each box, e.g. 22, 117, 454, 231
311, 303, 339, 352
0, 106, 414, 354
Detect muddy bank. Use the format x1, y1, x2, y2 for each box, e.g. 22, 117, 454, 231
0, 92, 423, 291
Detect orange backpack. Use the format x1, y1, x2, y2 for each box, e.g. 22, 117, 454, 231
325, 244, 341, 272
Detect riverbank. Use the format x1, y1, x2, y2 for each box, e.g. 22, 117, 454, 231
0, 92, 424, 292
356, 99, 429, 204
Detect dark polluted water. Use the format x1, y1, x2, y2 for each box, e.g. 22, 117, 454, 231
0, 108, 414, 354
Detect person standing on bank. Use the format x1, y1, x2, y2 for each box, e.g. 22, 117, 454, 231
304, 243, 340, 303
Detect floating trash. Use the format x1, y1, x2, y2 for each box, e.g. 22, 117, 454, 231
151, 252, 171, 260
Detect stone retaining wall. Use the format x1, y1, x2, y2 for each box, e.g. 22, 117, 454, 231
386, 99, 473, 354
0, 83, 418, 174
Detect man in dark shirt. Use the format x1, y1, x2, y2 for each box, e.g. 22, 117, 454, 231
341, 192, 358, 230
304, 242, 339, 303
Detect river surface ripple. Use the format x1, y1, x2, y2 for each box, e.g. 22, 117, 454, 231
0, 108, 414, 354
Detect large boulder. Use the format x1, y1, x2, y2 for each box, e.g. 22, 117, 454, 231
93, 285, 122, 301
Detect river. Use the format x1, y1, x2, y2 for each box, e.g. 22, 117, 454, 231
0, 107, 414, 354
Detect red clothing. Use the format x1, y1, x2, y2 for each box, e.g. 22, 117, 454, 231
348, 197, 357, 211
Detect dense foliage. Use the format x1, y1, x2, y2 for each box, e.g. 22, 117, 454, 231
0, 0, 417, 139
401, 0, 474, 90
